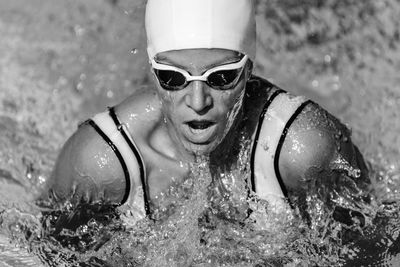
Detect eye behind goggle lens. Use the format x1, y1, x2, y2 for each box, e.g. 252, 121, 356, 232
155, 69, 186, 90
208, 69, 241, 89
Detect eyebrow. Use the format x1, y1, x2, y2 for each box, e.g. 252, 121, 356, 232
154, 55, 243, 71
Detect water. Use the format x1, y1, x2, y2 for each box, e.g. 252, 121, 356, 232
1, 0, 400, 266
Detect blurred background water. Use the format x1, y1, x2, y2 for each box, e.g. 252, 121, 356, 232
0, 0, 400, 266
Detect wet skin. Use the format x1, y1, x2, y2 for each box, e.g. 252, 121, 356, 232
152, 49, 252, 158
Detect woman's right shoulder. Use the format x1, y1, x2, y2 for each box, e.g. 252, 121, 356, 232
43, 121, 127, 205
112, 86, 163, 136
118, 86, 160, 116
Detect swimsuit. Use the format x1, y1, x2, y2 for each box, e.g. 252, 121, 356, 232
86, 89, 310, 215
89, 107, 150, 219
250, 89, 311, 201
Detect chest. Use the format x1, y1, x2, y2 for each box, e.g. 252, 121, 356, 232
143, 137, 252, 208
141, 147, 191, 206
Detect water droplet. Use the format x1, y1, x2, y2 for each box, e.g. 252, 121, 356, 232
312, 80, 319, 88
76, 82, 84, 91
145, 104, 154, 112
124, 9, 133, 15
38, 175, 46, 184
334, 130, 342, 140
73, 24, 85, 36
106, 90, 114, 98
324, 54, 332, 64
331, 154, 361, 179
262, 141, 269, 151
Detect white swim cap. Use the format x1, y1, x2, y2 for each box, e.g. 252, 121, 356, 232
145, 0, 256, 62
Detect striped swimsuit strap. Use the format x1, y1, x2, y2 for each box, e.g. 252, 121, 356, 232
250, 89, 312, 199
88, 107, 151, 215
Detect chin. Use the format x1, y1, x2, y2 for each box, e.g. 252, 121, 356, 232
184, 141, 219, 157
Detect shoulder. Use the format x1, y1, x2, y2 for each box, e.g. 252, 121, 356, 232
43, 120, 127, 205
278, 99, 364, 189
116, 86, 161, 122
281, 101, 341, 167
112, 85, 163, 137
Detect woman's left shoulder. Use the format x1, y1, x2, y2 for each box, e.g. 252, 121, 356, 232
288, 100, 352, 153
279, 100, 364, 188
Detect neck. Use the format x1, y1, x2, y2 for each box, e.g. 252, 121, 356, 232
210, 105, 245, 167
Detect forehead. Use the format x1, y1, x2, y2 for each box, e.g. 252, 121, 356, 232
155, 48, 242, 68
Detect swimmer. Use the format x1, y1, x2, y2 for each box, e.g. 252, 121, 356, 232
38, 0, 371, 225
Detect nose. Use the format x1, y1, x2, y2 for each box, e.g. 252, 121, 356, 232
185, 81, 212, 114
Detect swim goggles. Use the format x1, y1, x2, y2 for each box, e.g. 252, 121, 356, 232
150, 55, 248, 91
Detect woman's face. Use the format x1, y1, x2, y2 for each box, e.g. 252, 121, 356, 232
152, 48, 251, 156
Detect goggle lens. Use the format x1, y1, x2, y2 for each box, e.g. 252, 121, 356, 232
155, 69, 187, 90
207, 69, 242, 89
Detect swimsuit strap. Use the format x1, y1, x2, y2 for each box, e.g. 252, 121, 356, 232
90, 108, 150, 217
108, 107, 150, 215
250, 90, 311, 202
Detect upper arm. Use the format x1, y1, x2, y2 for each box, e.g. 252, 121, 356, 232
279, 102, 370, 193
40, 121, 127, 206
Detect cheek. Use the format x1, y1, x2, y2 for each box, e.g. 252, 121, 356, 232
157, 90, 181, 118
219, 89, 245, 116
218, 89, 245, 137
226, 91, 245, 122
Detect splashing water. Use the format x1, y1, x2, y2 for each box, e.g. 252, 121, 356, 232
2, 0, 400, 266
2, 134, 398, 267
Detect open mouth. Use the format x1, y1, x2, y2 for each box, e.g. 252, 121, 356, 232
187, 120, 215, 130
183, 120, 217, 144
